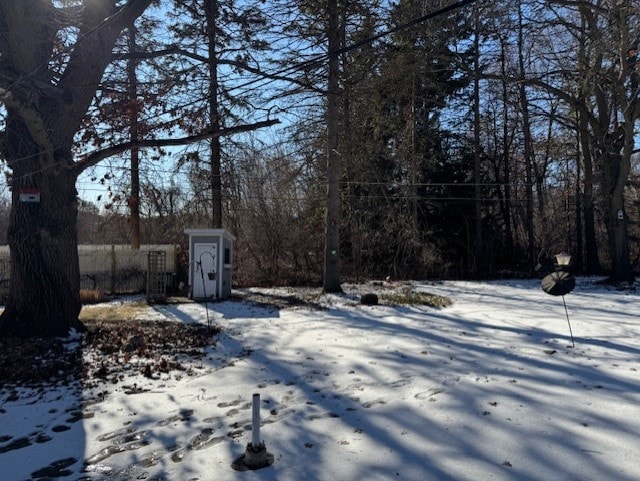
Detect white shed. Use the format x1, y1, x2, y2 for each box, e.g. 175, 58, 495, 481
184, 228, 235, 300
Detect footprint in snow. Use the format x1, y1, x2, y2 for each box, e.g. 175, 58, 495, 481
217, 398, 244, 408
95, 425, 139, 443
414, 388, 444, 401
257, 379, 282, 388
387, 377, 413, 388
156, 409, 195, 427
362, 399, 387, 409
262, 406, 297, 425
307, 412, 340, 421
223, 402, 251, 417
30, 457, 77, 479
85, 432, 151, 465
170, 429, 226, 463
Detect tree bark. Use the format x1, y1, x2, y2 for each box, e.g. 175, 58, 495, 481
323, 0, 342, 293
0, 118, 81, 337
602, 131, 633, 283
577, 112, 601, 273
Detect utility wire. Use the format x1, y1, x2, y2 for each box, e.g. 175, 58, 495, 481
225, 0, 478, 96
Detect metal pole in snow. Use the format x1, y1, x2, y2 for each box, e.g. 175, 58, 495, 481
252, 393, 261, 447
561, 295, 575, 348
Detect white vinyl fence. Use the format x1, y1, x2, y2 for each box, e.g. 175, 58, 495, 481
0, 245, 178, 302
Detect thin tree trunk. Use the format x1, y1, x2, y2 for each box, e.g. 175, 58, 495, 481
520, 88, 535, 273
577, 105, 601, 274
205, 0, 223, 229
472, 4, 483, 278
323, 0, 342, 293
128, 26, 141, 249
574, 138, 583, 272
500, 39, 514, 259
518, 3, 535, 274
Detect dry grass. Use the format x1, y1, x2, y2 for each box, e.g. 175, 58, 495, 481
79, 289, 108, 305
79, 300, 151, 322
380, 291, 452, 308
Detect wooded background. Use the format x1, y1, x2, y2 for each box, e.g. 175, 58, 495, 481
2, 0, 639, 288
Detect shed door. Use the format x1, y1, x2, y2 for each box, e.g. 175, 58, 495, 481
193, 243, 217, 299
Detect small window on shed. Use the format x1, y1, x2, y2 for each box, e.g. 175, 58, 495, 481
224, 247, 231, 264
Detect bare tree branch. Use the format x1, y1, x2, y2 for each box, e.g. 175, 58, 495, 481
113, 46, 182, 61
73, 118, 280, 174
172, 48, 319, 90
114, 45, 324, 92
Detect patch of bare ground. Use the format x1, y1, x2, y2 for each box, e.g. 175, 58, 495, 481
232, 288, 326, 310
0, 314, 219, 393
233, 282, 452, 309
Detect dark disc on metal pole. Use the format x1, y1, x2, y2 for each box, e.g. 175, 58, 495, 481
541, 271, 576, 296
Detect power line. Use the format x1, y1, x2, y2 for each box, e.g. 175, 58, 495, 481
224, 0, 478, 97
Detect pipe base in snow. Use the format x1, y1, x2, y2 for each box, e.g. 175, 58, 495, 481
231, 443, 274, 471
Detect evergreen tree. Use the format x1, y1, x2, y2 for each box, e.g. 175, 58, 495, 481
343, 0, 473, 277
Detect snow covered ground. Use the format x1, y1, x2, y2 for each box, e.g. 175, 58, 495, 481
1, 278, 639, 481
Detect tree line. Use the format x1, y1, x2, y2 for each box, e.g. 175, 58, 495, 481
0, 0, 639, 337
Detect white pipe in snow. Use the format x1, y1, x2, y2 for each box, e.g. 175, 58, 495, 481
252, 393, 261, 447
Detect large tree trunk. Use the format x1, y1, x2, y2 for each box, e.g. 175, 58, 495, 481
597, 122, 633, 283
0, 118, 81, 337
606, 196, 632, 282
602, 143, 633, 283
604, 6, 635, 284
0, 0, 153, 338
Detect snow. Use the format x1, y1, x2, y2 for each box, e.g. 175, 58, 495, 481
1, 278, 639, 481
